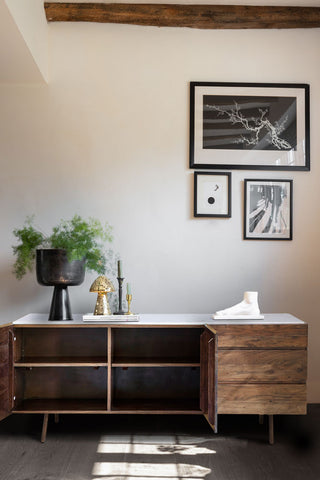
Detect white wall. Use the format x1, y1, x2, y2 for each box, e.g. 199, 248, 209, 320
5, 0, 48, 82
0, 0, 46, 83
0, 22, 319, 400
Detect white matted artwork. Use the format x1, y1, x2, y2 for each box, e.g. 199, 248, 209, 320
194, 172, 231, 218
244, 179, 293, 240
189, 82, 310, 171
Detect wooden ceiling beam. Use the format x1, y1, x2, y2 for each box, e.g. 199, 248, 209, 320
44, 2, 320, 29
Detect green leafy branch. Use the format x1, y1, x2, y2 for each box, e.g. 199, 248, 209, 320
13, 215, 113, 279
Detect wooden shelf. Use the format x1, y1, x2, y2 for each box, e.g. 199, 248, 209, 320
13, 398, 202, 414
14, 356, 108, 367
111, 398, 202, 414
112, 357, 200, 367
13, 399, 108, 413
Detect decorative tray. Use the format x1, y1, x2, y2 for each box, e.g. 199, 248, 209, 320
83, 314, 140, 322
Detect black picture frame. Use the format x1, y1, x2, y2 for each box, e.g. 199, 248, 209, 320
190, 82, 310, 171
244, 179, 293, 240
194, 171, 231, 218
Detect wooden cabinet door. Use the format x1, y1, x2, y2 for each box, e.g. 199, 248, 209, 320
0, 326, 13, 421
200, 326, 217, 432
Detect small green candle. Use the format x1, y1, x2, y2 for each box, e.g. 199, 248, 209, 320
117, 260, 123, 278
127, 283, 131, 295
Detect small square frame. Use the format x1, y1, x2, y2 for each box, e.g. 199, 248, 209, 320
244, 178, 293, 240
194, 172, 231, 218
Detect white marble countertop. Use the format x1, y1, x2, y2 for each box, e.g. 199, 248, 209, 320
11, 312, 305, 326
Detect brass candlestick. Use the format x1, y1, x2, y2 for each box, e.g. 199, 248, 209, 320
126, 294, 133, 315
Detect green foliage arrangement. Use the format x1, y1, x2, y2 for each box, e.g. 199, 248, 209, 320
13, 215, 113, 280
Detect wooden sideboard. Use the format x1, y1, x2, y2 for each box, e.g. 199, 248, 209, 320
0, 314, 307, 443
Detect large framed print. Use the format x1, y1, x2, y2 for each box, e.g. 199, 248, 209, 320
190, 82, 310, 171
194, 172, 231, 218
244, 179, 293, 240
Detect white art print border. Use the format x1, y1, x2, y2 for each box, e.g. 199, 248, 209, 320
194, 172, 231, 218
190, 82, 310, 171
244, 179, 293, 240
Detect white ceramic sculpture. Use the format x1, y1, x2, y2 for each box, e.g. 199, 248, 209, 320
213, 291, 264, 319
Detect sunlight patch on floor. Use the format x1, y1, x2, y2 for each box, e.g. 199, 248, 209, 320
99, 434, 176, 444
99, 434, 214, 445
92, 478, 203, 480
97, 443, 215, 455
92, 461, 211, 477
93, 433, 214, 478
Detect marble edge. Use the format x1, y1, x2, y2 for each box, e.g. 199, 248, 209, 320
11, 312, 305, 326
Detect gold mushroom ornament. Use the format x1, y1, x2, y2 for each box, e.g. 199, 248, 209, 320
90, 276, 115, 315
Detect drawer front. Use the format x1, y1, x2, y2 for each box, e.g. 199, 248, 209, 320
214, 324, 307, 349
218, 384, 306, 415
218, 349, 307, 383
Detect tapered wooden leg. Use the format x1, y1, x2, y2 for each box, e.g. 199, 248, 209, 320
259, 415, 264, 424
268, 415, 274, 445
41, 414, 49, 443
54, 414, 59, 423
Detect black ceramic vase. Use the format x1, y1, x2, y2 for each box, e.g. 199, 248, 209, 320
36, 249, 85, 321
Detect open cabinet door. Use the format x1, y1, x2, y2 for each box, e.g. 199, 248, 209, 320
0, 325, 13, 421
200, 326, 218, 433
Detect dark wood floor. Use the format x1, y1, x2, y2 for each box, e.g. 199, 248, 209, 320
0, 405, 319, 480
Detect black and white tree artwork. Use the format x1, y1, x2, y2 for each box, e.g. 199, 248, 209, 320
203, 95, 297, 151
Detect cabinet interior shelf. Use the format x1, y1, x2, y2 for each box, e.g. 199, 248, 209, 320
14, 357, 200, 367
13, 399, 108, 413
112, 357, 200, 367
13, 398, 202, 414
111, 399, 202, 413
14, 356, 108, 367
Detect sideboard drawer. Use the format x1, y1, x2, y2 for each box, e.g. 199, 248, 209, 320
214, 324, 307, 349
218, 384, 307, 415
218, 349, 307, 383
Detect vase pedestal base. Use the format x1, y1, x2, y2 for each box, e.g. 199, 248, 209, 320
49, 286, 73, 321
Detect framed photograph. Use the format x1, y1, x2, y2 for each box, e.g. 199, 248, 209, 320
244, 179, 293, 240
190, 82, 310, 171
194, 172, 231, 218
